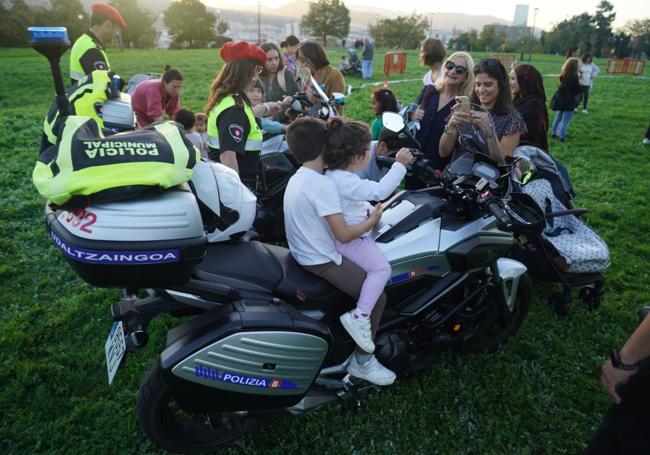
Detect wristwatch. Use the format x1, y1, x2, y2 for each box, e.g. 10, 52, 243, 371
610, 349, 640, 371
444, 124, 456, 135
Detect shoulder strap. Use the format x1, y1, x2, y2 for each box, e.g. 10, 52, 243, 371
232, 93, 245, 109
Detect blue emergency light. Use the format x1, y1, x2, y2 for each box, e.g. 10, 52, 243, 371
28, 27, 70, 46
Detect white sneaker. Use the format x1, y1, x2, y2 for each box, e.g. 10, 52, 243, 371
643, 138, 650, 145
347, 355, 396, 386
340, 311, 374, 353
582, 109, 589, 114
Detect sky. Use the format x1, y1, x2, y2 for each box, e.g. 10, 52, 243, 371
205, 0, 648, 30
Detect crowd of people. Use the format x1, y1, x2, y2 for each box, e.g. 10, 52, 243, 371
63, 4, 647, 451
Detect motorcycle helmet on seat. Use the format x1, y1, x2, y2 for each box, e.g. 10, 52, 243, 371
190, 161, 257, 242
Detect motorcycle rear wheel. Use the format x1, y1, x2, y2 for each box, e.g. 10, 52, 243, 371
137, 362, 274, 453
455, 273, 532, 354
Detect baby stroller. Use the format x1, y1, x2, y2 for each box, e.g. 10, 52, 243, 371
341, 48, 362, 76
510, 146, 610, 315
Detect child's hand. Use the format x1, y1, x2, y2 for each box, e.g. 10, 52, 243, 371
367, 203, 383, 227
395, 148, 413, 166
411, 108, 425, 122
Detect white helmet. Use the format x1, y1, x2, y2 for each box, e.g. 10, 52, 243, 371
190, 160, 257, 242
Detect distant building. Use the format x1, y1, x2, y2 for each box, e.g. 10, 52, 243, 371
513, 4, 529, 27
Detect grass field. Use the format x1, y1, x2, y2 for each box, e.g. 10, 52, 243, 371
0, 47, 649, 454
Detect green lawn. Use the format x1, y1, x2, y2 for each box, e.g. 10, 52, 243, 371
1, 47, 649, 454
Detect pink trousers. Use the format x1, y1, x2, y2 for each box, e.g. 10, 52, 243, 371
335, 236, 391, 314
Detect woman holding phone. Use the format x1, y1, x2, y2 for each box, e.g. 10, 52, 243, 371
439, 58, 526, 164
409, 51, 474, 179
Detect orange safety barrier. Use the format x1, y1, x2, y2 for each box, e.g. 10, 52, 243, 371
383, 52, 407, 87
605, 58, 646, 76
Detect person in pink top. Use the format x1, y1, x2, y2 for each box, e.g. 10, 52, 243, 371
131, 65, 184, 127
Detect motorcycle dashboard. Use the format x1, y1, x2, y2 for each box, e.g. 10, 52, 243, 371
471, 162, 499, 182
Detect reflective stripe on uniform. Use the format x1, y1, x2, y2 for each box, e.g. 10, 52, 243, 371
70, 70, 85, 81
206, 136, 262, 150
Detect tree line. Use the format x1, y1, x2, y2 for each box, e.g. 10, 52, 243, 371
449, 1, 650, 58
0, 0, 229, 49
2, 0, 648, 57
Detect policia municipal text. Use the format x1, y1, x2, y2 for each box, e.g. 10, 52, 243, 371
69, 3, 126, 85
205, 41, 267, 193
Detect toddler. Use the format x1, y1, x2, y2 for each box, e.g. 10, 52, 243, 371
194, 112, 209, 157
246, 78, 287, 135
174, 108, 206, 158
324, 119, 412, 356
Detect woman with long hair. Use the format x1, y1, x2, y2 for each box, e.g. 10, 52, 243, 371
439, 58, 526, 163
551, 57, 581, 142
296, 41, 346, 114
260, 42, 299, 103
131, 65, 184, 128
409, 51, 474, 176
511, 64, 549, 151
204, 41, 267, 191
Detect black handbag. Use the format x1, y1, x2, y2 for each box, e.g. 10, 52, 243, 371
550, 89, 561, 111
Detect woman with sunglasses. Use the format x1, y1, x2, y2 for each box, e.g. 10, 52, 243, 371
296, 41, 346, 115
205, 41, 268, 192
439, 58, 526, 163
409, 51, 474, 180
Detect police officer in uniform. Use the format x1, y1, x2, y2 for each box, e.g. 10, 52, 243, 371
69, 3, 126, 85
205, 41, 267, 193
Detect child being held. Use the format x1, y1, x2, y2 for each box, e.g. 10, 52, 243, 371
174, 108, 207, 158
370, 88, 400, 140
324, 118, 412, 356
246, 78, 287, 135
284, 117, 399, 386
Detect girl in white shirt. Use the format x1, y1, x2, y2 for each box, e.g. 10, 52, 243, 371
579, 52, 600, 113
324, 119, 412, 353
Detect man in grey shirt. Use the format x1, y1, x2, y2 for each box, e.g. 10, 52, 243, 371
361, 38, 374, 79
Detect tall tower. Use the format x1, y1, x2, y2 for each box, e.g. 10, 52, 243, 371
513, 4, 529, 27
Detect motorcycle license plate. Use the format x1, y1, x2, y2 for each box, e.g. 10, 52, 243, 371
105, 321, 126, 385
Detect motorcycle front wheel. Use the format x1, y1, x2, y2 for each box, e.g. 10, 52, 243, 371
136, 362, 274, 454
455, 273, 532, 354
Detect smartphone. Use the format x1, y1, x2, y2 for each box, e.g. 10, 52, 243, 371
455, 95, 470, 113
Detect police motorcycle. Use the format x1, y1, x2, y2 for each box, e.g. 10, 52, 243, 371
31, 28, 544, 453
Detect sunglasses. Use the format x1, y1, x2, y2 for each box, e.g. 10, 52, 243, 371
474, 58, 503, 73
445, 61, 467, 75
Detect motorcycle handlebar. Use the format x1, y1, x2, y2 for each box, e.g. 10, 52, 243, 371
487, 201, 512, 230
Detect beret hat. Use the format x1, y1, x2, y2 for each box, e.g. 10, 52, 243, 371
91, 3, 127, 29
220, 41, 267, 65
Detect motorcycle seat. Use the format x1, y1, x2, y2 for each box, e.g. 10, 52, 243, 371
193, 241, 284, 293
264, 244, 353, 312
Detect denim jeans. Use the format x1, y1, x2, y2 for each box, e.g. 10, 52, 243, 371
362, 60, 373, 79
551, 110, 575, 139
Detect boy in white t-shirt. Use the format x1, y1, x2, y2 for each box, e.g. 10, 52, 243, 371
284, 117, 396, 386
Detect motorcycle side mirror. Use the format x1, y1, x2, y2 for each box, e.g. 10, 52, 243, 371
382, 112, 405, 133
512, 157, 535, 185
